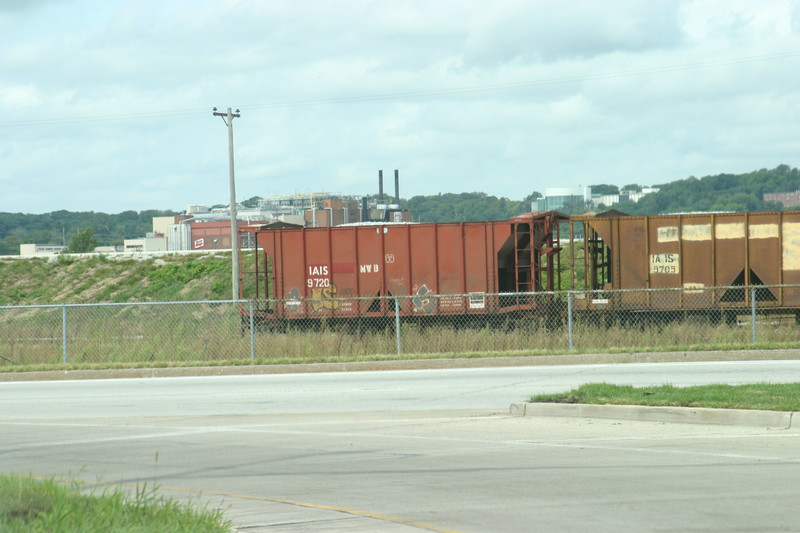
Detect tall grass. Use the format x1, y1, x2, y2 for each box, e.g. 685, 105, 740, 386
0, 474, 231, 532
1, 302, 799, 369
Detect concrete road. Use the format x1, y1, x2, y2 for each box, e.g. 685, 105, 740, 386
4, 359, 800, 419
2, 360, 799, 532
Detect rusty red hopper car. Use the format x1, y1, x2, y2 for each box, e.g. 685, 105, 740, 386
239, 211, 567, 324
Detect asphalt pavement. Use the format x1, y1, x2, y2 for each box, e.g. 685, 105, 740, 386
3, 355, 800, 531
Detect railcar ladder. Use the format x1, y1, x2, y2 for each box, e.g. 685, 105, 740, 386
513, 221, 534, 293
513, 214, 564, 294
585, 225, 610, 290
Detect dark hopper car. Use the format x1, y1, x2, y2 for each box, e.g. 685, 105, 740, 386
567, 210, 800, 318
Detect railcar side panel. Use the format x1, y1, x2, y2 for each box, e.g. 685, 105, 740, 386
615, 217, 648, 308
465, 223, 492, 295
712, 214, 746, 290
746, 212, 780, 305
355, 226, 384, 313
675, 214, 714, 308
282, 228, 305, 302
646, 216, 680, 290
379, 225, 408, 312
436, 225, 464, 300
302, 229, 330, 317
326, 227, 357, 316
407, 225, 437, 314
778, 211, 800, 306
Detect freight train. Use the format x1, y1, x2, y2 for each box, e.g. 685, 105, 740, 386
238, 209, 800, 329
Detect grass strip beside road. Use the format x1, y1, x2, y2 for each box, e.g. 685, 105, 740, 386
0, 474, 232, 533
531, 383, 800, 412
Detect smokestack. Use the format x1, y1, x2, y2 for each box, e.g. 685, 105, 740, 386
394, 169, 400, 205
378, 170, 384, 203
361, 196, 368, 222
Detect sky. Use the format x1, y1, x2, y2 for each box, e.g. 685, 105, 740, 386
1, 0, 799, 214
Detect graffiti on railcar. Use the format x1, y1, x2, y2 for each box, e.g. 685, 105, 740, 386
285, 288, 302, 312
311, 284, 339, 311
412, 284, 436, 313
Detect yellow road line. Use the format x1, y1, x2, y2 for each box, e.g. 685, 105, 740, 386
272, 497, 463, 533
76, 478, 463, 533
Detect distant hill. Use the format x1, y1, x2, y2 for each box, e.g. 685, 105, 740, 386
607, 164, 799, 215
2, 165, 798, 255
402, 165, 800, 221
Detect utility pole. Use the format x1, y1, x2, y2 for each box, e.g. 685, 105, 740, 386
212, 107, 241, 300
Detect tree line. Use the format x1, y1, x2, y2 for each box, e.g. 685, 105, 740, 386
403, 191, 542, 223
2, 165, 798, 255
0, 210, 178, 256
402, 165, 799, 222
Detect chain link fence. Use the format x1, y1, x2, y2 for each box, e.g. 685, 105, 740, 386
1, 285, 798, 367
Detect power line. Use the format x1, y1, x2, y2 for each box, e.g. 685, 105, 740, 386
2, 50, 799, 127
0, 107, 208, 127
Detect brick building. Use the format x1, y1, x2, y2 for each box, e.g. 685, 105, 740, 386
764, 190, 800, 208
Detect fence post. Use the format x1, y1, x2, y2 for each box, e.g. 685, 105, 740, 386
567, 291, 574, 351
751, 287, 757, 344
395, 297, 402, 355
62, 305, 68, 364
249, 301, 255, 360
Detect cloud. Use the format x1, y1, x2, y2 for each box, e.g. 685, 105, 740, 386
0, 0, 799, 214
461, 0, 684, 66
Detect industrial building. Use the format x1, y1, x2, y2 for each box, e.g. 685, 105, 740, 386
158, 170, 411, 251
534, 185, 660, 213
15, 171, 411, 256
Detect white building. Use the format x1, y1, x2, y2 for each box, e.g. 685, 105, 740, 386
535, 187, 593, 212
123, 234, 167, 253
19, 244, 67, 256
592, 187, 660, 208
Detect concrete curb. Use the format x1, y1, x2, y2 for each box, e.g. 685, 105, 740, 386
510, 402, 798, 429
1, 348, 799, 382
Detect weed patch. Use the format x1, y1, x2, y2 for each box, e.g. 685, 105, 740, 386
0, 474, 231, 532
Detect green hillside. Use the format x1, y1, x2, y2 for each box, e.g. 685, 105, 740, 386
610, 164, 799, 214
0, 253, 232, 306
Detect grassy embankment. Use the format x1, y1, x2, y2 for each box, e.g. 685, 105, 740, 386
0, 474, 231, 532
0, 253, 233, 305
